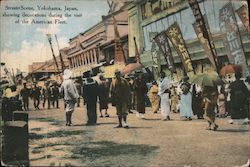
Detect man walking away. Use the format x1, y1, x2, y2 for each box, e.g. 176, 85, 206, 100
110, 70, 130, 128
82, 71, 99, 125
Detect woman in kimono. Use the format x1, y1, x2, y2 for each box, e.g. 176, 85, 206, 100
147, 81, 160, 113
179, 83, 193, 121
158, 72, 171, 121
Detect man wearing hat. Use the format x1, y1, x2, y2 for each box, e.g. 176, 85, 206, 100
82, 70, 99, 125
61, 69, 79, 126
110, 69, 130, 128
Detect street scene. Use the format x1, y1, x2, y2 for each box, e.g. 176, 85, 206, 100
1, 0, 250, 166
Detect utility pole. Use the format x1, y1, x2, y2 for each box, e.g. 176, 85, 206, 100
55, 34, 65, 72
46, 34, 62, 81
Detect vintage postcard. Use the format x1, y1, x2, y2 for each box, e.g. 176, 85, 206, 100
0, 0, 250, 166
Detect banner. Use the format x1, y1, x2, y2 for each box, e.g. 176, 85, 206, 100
188, 0, 218, 70
165, 22, 194, 76
236, 4, 250, 33
219, 2, 249, 76
150, 32, 161, 80
153, 32, 176, 73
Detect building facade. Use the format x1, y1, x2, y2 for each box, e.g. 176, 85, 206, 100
127, 0, 250, 79
65, 2, 128, 78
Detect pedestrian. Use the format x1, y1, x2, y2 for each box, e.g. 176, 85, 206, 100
110, 70, 130, 128
147, 81, 160, 113
170, 85, 179, 113
217, 86, 226, 118
179, 83, 193, 121
51, 83, 60, 108
126, 77, 134, 113
228, 72, 249, 124
32, 83, 41, 110
42, 83, 51, 109
203, 86, 219, 131
158, 71, 171, 121
61, 69, 79, 126
192, 84, 204, 119
98, 74, 110, 118
82, 71, 99, 125
20, 82, 30, 111
133, 72, 147, 119
74, 79, 82, 107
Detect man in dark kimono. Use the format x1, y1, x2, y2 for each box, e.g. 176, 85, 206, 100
229, 72, 249, 124
98, 74, 110, 117
83, 72, 99, 125
32, 83, 41, 110
42, 83, 51, 109
51, 83, 60, 108
133, 72, 147, 119
20, 82, 30, 111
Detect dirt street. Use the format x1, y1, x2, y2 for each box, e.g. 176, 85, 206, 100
28, 99, 250, 167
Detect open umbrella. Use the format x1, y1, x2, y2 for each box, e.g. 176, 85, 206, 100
189, 71, 221, 87
219, 64, 241, 76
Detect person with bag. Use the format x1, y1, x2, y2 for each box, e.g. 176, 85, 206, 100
110, 70, 130, 128
60, 69, 79, 126
203, 86, 219, 131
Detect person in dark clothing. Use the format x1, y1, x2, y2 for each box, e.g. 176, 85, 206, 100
192, 84, 204, 119
32, 83, 41, 110
74, 80, 82, 107
51, 84, 60, 108
229, 72, 249, 123
133, 72, 147, 119
98, 74, 110, 118
42, 84, 51, 109
20, 83, 30, 111
83, 72, 99, 125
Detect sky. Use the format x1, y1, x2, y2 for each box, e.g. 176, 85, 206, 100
0, 0, 109, 73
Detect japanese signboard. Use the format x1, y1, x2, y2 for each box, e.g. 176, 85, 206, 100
188, 0, 218, 70
165, 22, 194, 76
236, 4, 250, 33
153, 32, 176, 73
219, 2, 249, 76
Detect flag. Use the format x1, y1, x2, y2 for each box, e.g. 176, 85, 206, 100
219, 2, 249, 77
153, 32, 176, 73
149, 32, 161, 81
165, 22, 194, 76
113, 15, 125, 64
188, 0, 218, 71
236, 4, 250, 33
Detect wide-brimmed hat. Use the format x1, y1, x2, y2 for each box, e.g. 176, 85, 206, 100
63, 69, 72, 80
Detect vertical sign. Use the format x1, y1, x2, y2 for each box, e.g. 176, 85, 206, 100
165, 22, 194, 76
219, 2, 249, 77
154, 32, 176, 73
188, 0, 218, 71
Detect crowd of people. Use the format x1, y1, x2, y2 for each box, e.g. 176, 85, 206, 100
3, 69, 250, 130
